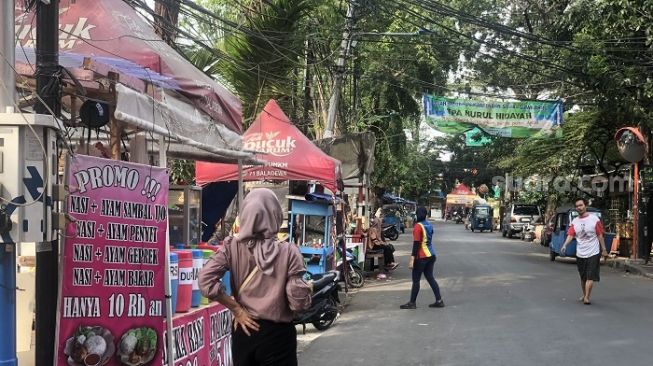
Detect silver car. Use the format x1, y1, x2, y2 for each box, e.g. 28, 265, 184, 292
502, 204, 541, 238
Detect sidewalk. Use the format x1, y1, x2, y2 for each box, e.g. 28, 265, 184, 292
607, 257, 653, 279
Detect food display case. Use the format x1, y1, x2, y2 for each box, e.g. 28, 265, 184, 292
168, 185, 202, 246
288, 197, 335, 274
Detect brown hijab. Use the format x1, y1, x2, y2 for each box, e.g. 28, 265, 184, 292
237, 188, 283, 275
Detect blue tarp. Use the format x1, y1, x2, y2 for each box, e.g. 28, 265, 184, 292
201, 182, 239, 242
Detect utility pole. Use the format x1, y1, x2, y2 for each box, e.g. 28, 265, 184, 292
323, 0, 356, 138
154, 0, 181, 44
35, 1, 60, 366
301, 38, 313, 135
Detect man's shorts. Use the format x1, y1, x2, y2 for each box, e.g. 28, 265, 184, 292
577, 253, 601, 281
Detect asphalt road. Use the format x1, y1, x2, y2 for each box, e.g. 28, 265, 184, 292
298, 220, 653, 366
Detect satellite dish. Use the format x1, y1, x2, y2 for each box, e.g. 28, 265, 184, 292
615, 127, 647, 163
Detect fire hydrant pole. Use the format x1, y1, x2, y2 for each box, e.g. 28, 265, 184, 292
0, 2, 18, 366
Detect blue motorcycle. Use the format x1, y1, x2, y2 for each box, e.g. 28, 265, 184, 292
337, 246, 365, 288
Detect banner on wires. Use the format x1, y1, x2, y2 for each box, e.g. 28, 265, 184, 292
423, 95, 563, 138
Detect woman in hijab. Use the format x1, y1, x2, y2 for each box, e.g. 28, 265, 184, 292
199, 188, 312, 366
400, 206, 444, 309
367, 211, 399, 270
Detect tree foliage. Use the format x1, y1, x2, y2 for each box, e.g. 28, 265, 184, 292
174, 0, 653, 200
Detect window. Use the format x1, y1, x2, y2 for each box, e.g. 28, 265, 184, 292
513, 205, 539, 216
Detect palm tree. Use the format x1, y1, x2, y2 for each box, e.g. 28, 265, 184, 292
183, 0, 312, 126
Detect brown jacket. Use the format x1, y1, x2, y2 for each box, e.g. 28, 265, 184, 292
199, 236, 312, 323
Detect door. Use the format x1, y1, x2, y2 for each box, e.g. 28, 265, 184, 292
551, 213, 569, 253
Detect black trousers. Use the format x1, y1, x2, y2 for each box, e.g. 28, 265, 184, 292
232, 320, 297, 366
372, 244, 395, 265
410, 256, 442, 303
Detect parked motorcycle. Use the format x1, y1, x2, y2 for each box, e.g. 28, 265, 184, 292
294, 271, 341, 332
520, 215, 538, 242
336, 247, 365, 288
382, 224, 400, 241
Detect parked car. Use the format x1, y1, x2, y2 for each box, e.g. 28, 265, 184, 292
502, 204, 542, 238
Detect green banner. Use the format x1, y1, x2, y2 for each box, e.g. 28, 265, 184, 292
423, 95, 563, 138
465, 127, 492, 146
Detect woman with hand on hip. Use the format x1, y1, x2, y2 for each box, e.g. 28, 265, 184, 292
199, 188, 312, 366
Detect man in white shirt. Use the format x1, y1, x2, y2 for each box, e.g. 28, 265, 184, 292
561, 198, 608, 305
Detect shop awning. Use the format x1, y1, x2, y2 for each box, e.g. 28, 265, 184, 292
114, 85, 252, 160
15, 0, 242, 133
196, 100, 342, 192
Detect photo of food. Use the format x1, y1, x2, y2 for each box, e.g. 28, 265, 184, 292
117, 327, 158, 366
63, 326, 116, 366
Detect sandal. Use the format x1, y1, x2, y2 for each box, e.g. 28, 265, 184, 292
386, 263, 400, 270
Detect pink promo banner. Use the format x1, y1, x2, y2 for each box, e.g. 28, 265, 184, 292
57, 155, 169, 366
161, 303, 232, 366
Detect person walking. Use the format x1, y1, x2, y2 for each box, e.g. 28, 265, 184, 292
400, 206, 444, 309
199, 188, 312, 366
561, 198, 609, 305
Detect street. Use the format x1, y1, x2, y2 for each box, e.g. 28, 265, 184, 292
298, 220, 653, 366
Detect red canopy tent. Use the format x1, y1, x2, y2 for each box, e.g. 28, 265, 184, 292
451, 184, 474, 195
446, 183, 477, 207
196, 100, 341, 192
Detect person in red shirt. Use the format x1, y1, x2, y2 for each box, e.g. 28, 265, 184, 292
561, 198, 608, 305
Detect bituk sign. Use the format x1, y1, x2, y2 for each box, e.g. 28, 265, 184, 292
243, 131, 297, 157
15, 8, 97, 50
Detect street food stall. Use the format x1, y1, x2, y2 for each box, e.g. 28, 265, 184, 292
11, 1, 258, 365
196, 100, 344, 274
445, 184, 477, 218
288, 194, 337, 274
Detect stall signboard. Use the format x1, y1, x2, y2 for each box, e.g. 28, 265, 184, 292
206, 304, 233, 366
162, 310, 208, 366
423, 95, 563, 138
57, 155, 169, 366
446, 194, 477, 206
162, 304, 232, 366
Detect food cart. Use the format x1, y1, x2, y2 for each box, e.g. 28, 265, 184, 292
288, 195, 336, 274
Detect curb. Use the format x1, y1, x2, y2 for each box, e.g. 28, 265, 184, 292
608, 258, 653, 279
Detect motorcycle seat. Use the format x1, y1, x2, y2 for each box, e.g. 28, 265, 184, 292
312, 272, 338, 291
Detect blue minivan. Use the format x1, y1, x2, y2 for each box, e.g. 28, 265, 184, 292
549, 207, 614, 261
